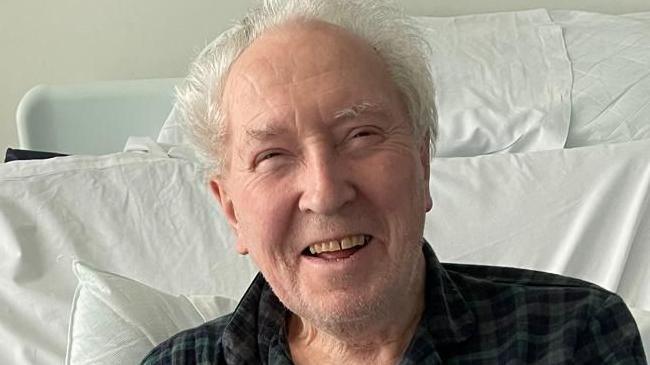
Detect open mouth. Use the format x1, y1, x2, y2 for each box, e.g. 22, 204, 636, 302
301, 234, 372, 260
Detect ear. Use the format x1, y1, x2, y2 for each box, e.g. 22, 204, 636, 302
209, 179, 249, 255
419, 137, 433, 212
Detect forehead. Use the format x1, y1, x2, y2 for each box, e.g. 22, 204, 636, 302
222, 21, 401, 126
229, 21, 387, 87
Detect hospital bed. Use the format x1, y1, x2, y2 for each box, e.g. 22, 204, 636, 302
2, 8, 650, 365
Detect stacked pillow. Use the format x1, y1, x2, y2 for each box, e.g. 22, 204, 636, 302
160, 10, 650, 153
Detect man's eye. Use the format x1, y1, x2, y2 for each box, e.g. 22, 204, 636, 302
254, 151, 285, 167
353, 130, 374, 138
258, 152, 278, 162
347, 128, 383, 146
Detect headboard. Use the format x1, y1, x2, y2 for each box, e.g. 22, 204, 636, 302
16, 78, 181, 155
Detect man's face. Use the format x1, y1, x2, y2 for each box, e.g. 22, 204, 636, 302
212, 21, 433, 325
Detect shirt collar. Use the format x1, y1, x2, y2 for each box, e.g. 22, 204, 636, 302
221, 271, 288, 363
420, 241, 476, 344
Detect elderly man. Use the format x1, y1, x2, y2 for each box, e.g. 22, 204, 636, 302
143, 1, 645, 364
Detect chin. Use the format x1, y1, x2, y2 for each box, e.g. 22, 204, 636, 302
288, 284, 390, 327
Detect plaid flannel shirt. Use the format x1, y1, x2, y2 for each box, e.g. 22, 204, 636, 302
142, 242, 646, 364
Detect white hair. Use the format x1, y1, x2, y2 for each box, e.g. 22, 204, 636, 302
177, 0, 437, 174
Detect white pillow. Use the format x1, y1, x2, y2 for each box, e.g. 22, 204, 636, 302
65, 261, 237, 365
159, 10, 573, 157
550, 11, 650, 147
417, 9, 572, 157
157, 104, 189, 146
0, 152, 257, 365
425, 138, 650, 311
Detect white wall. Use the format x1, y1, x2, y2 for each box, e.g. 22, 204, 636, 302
0, 0, 255, 154
2, 0, 650, 155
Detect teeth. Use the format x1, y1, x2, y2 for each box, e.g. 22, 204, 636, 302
340, 237, 353, 249
308, 235, 368, 254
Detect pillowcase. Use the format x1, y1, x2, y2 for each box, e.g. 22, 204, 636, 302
424, 138, 650, 311
158, 10, 573, 158
550, 11, 650, 147
65, 261, 238, 365
417, 9, 572, 157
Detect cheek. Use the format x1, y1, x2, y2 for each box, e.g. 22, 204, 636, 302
234, 183, 296, 249
365, 153, 426, 210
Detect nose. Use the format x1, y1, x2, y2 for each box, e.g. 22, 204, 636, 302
298, 152, 356, 215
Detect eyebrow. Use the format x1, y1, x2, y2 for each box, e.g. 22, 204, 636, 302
243, 101, 385, 143
333, 101, 383, 121
245, 124, 289, 142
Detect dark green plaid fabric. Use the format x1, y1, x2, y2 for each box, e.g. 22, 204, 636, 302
142, 243, 646, 364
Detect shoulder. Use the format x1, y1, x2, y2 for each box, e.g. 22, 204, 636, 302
442, 263, 646, 362
442, 262, 619, 317
140, 314, 232, 365
442, 262, 611, 299
441, 262, 620, 327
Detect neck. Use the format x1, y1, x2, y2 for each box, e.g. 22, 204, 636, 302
287, 255, 426, 365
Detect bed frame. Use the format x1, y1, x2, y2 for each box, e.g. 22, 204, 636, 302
16, 78, 181, 155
